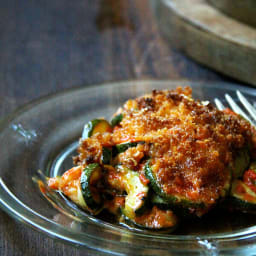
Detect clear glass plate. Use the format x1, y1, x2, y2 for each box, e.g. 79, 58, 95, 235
1, 80, 256, 256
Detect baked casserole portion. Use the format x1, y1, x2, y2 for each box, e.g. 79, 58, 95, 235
47, 87, 256, 231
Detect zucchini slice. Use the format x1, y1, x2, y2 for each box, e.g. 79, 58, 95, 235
145, 161, 178, 203
115, 166, 149, 220
228, 179, 256, 213
82, 119, 112, 139
144, 161, 205, 209
111, 113, 123, 127
121, 206, 178, 232
76, 181, 90, 210
80, 163, 103, 212
232, 148, 250, 179
150, 192, 210, 218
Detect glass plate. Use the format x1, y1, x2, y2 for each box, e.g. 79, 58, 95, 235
1, 80, 256, 256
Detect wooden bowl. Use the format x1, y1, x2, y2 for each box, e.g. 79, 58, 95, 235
150, 0, 256, 86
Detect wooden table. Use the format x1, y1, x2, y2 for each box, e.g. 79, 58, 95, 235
0, 0, 241, 255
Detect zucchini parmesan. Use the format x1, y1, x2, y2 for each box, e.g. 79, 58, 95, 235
47, 87, 256, 232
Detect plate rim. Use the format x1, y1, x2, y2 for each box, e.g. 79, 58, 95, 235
1, 80, 256, 253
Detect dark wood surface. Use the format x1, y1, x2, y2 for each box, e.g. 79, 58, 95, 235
0, 0, 239, 255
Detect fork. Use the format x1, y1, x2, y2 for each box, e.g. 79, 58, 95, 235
214, 91, 256, 126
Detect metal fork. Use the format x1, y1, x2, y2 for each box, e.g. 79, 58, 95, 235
214, 91, 256, 126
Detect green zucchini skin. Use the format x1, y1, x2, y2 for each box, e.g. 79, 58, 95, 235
101, 147, 112, 165
111, 113, 123, 127
82, 119, 112, 139
144, 161, 205, 210
115, 142, 138, 153
232, 148, 250, 179
80, 163, 103, 211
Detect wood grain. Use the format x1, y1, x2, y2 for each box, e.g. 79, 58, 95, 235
0, 0, 233, 255
0, 0, 225, 121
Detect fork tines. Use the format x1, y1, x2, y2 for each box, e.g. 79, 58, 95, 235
215, 91, 256, 125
